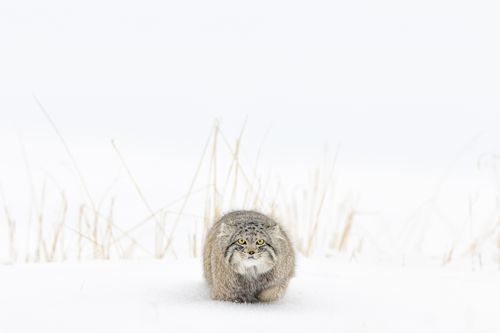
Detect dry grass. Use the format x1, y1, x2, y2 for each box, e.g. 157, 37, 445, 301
0, 116, 357, 262
0, 102, 499, 267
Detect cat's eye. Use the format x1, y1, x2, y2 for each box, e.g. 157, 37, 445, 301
237, 239, 247, 245
256, 239, 265, 246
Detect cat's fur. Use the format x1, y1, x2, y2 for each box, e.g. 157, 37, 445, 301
203, 210, 295, 303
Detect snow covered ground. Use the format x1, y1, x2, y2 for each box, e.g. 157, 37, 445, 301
1, 258, 499, 333
1, 1, 500, 331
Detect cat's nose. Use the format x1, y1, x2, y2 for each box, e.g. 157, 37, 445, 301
248, 251, 255, 255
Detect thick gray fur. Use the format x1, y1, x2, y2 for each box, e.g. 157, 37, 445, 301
203, 210, 295, 303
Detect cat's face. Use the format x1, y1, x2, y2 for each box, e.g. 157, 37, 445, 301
219, 221, 280, 276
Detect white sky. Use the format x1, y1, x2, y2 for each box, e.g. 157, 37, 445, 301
1, 0, 499, 259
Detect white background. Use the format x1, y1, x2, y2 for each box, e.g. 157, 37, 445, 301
1, 0, 499, 261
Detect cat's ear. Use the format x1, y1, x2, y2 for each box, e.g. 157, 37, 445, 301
267, 224, 285, 241
219, 222, 234, 236
218, 222, 235, 246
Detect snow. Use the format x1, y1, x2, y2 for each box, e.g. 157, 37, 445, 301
1, 258, 499, 333
1, 1, 500, 330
